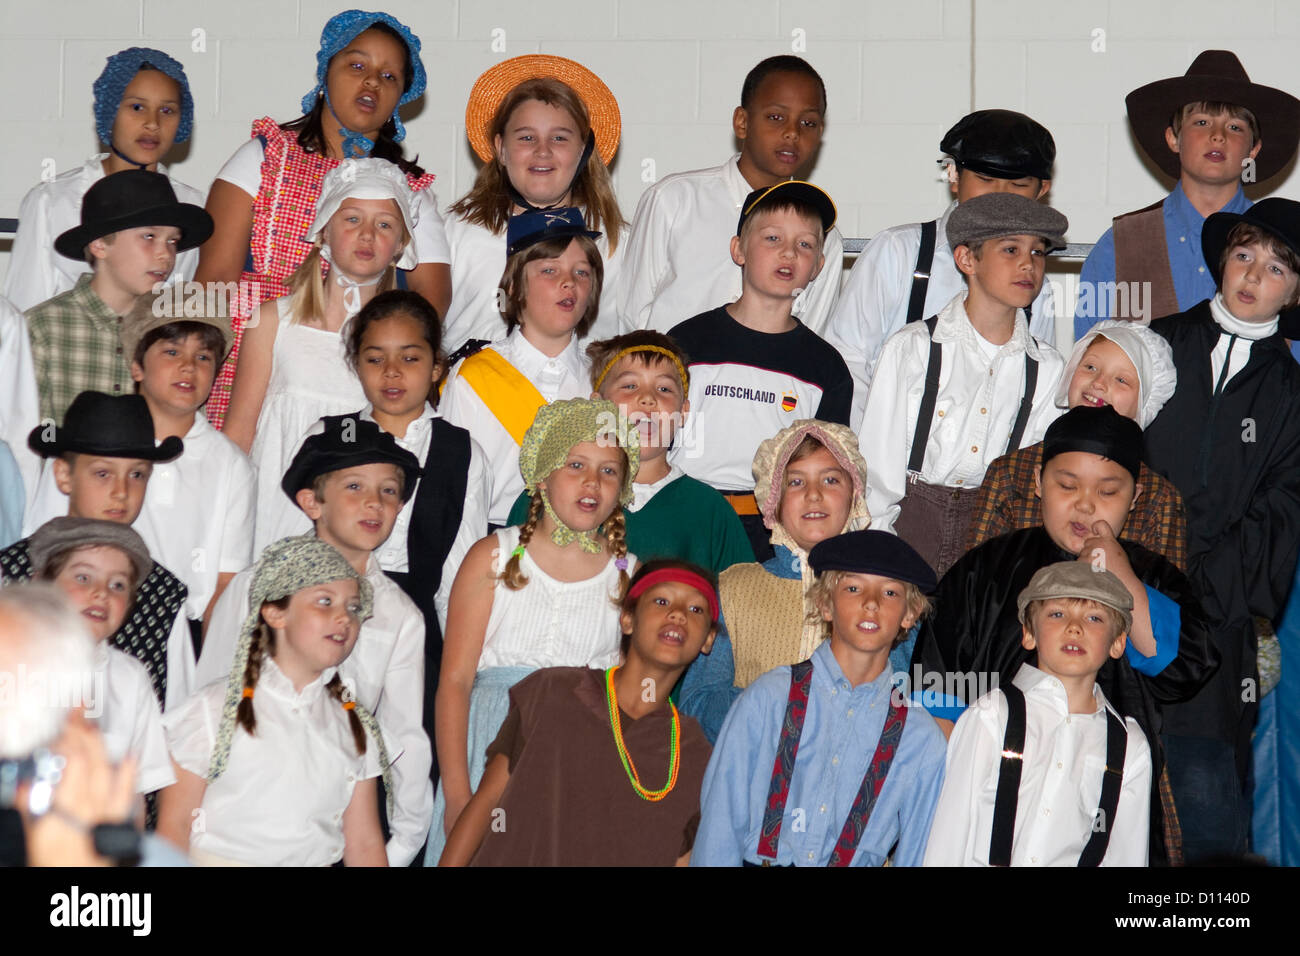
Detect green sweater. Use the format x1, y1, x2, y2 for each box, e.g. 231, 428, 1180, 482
506, 471, 754, 576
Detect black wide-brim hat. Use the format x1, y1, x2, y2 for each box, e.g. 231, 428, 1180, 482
28, 391, 183, 461
281, 415, 422, 505
1126, 50, 1300, 182
54, 169, 214, 260
1201, 198, 1300, 286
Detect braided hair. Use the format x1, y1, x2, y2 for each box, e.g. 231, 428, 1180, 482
501, 493, 545, 590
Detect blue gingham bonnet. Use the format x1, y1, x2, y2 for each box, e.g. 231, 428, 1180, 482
301, 9, 427, 157
93, 47, 194, 146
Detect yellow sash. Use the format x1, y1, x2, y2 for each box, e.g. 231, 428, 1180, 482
458, 348, 547, 446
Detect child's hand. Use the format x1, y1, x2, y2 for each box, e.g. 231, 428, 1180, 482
1077, 520, 1140, 593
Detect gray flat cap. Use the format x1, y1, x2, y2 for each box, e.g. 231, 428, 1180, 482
1016, 561, 1134, 634
29, 517, 153, 586
946, 193, 1068, 252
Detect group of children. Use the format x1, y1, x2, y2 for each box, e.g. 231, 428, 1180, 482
1, 7, 1299, 868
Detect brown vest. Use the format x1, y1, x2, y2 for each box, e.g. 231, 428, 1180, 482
1112, 200, 1180, 321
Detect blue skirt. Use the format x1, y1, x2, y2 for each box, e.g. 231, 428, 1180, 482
423, 665, 534, 866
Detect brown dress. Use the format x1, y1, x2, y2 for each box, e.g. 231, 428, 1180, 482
471, 667, 711, 867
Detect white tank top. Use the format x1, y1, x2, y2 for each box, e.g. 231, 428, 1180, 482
476, 526, 631, 672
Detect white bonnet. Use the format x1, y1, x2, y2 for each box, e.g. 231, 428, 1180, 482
1055, 319, 1176, 428
308, 158, 420, 270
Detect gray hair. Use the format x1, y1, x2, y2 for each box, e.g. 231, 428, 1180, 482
0, 583, 96, 759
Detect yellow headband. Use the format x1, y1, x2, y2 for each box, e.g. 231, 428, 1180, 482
593, 345, 689, 394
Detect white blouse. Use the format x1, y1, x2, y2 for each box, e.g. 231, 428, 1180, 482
164, 657, 388, 867
477, 525, 630, 672
96, 644, 175, 796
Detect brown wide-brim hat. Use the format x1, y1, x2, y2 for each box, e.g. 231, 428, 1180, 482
465, 54, 621, 165
122, 288, 235, 364
1126, 50, 1300, 182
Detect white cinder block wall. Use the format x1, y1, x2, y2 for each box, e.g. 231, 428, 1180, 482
3, 0, 1299, 340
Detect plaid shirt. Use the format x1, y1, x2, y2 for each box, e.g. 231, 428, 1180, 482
25, 273, 133, 425
966, 441, 1189, 572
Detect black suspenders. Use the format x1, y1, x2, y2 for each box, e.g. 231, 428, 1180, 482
989, 682, 1129, 867
906, 219, 939, 325
905, 319, 1040, 477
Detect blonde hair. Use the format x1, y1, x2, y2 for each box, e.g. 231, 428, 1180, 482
285, 222, 408, 327
450, 78, 624, 251
805, 570, 932, 647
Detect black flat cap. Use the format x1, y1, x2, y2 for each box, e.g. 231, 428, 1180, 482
940, 109, 1056, 181
1041, 405, 1143, 483
808, 530, 937, 594
281, 414, 422, 504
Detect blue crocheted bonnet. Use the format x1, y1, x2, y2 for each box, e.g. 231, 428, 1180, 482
300, 9, 427, 156
93, 47, 194, 145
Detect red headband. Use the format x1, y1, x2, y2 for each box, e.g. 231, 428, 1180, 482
627, 568, 720, 622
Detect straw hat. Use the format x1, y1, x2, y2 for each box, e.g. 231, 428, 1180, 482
465, 54, 621, 165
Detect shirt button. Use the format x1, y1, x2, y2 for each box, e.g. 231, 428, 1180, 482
832, 755, 840, 766
831, 688, 837, 696
807, 851, 815, 860
1057, 762, 1063, 769
819, 805, 827, 814
970, 445, 978, 453
113, 385, 121, 392
1044, 808, 1051, 816
1198, 266, 1205, 273
1179, 236, 1186, 242
846, 708, 854, 717
980, 408, 987, 415
937, 410, 945, 418
955, 478, 963, 485
115, 346, 122, 354
1031, 855, 1038, 863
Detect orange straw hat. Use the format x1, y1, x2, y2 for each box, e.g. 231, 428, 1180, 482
465, 54, 621, 165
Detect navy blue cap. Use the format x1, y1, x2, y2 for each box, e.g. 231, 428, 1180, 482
808, 530, 938, 594
505, 207, 602, 256
282, 414, 422, 504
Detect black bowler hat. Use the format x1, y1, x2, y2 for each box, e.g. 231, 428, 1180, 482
28, 391, 183, 461
808, 530, 938, 594
940, 109, 1056, 181
1201, 197, 1300, 285
54, 169, 214, 260
282, 415, 422, 505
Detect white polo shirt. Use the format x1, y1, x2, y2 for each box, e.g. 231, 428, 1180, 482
3, 154, 203, 313
194, 553, 431, 867
438, 330, 591, 526
618, 154, 844, 335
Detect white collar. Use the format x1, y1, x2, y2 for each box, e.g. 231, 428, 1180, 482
499, 329, 586, 380
260, 655, 338, 704
629, 462, 683, 511
359, 402, 437, 436
723, 154, 751, 207
933, 292, 1041, 359
86, 152, 170, 180
1012, 662, 1117, 720
1209, 293, 1278, 340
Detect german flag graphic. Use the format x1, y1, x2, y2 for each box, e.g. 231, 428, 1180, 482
781, 393, 797, 413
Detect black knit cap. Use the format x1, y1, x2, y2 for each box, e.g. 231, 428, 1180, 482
808, 530, 938, 594
940, 109, 1056, 181
281, 414, 422, 504
1041, 405, 1143, 483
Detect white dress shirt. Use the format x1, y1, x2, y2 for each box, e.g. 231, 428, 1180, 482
618, 155, 843, 335
96, 643, 176, 796
193, 554, 431, 867
824, 201, 1058, 430
164, 657, 391, 867
3, 154, 203, 313
438, 330, 591, 526
924, 663, 1152, 867
22, 413, 256, 622
0, 295, 41, 507
861, 293, 1064, 532
439, 212, 629, 353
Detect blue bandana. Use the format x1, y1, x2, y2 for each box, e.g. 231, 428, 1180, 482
93, 47, 194, 148
300, 9, 427, 157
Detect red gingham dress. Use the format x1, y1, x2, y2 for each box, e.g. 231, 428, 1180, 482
206, 117, 436, 429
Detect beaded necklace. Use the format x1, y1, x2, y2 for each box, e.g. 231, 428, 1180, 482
603, 666, 680, 801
